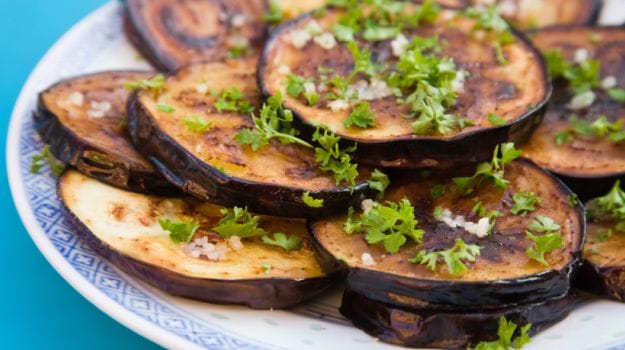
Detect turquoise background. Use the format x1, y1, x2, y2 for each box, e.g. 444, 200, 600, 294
0, 1, 158, 348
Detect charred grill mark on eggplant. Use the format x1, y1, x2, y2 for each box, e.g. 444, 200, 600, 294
310, 159, 585, 310
124, 0, 268, 72
33, 71, 175, 194
58, 170, 337, 309
128, 59, 373, 218
259, 7, 550, 169
522, 27, 625, 199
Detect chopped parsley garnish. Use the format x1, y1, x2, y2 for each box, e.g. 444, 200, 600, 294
263, 0, 284, 24
368, 169, 390, 200
346, 41, 377, 80
409, 238, 481, 277
344, 101, 377, 128
431, 184, 445, 199
566, 193, 579, 208
234, 92, 313, 150
227, 41, 249, 59
586, 180, 625, 228
608, 88, 625, 102
123, 74, 165, 95
302, 191, 324, 208
487, 113, 506, 126
213, 87, 255, 114
544, 49, 600, 95
453, 143, 522, 195
471, 201, 502, 232
261, 263, 273, 274
261, 233, 302, 252
285, 74, 319, 105
464, 6, 516, 65
31, 145, 64, 176
597, 229, 613, 242
159, 218, 200, 243
184, 115, 213, 133
212, 207, 267, 238
387, 36, 469, 135
525, 215, 564, 266
312, 126, 359, 186
555, 115, 625, 145
332, 23, 355, 42
157, 104, 175, 113
344, 198, 424, 254
511, 191, 542, 216
471, 317, 531, 350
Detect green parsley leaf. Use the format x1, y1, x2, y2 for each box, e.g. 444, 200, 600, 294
123, 74, 165, 95
544, 48, 600, 94
431, 184, 445, 199
213, 87, 255, 114
344, 101, 377, 128
368, 169, 390, 200
261, 233, 302, 251
608, 88, 625, 103
212, 207, 267, 238
586, 180, 625, 222
346, 41, 377, 79
235, 92, 313, 150
452, 143, 522, 195
362, 25, 400, 41
157, 104, 175, 113
511, 191, 542, 216
464, 6, 516, 65
263, 0, 283, 24
597, 229, 613, 242
471, 317, 532, 350
302, 191, 324, 208
261, 263, 273, 274
312, 126, 359, 185
409, 238, 481, 277
159, 218, 199, 243
525, 215, 564, 266
557, 115, 625, 144
31, 145, 64, 176
332, 23, 355, 42
487, 113, 506, 126
184, 115, 213, 133
566, 193, 579, 208
345, 198, 424, 254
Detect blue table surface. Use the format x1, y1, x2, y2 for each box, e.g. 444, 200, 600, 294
0, 1, 159, 348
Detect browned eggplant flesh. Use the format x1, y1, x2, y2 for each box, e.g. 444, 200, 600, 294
33, 71, 174, 194
575, 181, 625, 302
310, 157, 584, 310
128, 59, 372, 218
522, 27, 625, 199
340, 288, 576, 349
124, 0, 267, 72
58, 170, 335, 309
260, 3, 550, 168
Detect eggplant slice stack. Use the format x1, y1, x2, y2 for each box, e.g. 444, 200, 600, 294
523, 27, 625, 199
30, 0, 625, 347
34, 71, 175, 194
58, 170, 336, 309
260, 5, 551, 169
129, 59, 372, 218
124, 0, 267, 72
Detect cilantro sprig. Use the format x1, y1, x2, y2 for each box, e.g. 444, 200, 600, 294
302, 191, 324, 208
184, 115, 213, 133
511, 191, 542, 216
344, 101, 377, 128
367, 169, 390, 200
344, 198, 424, 254
31, 145, 65, 176
409, 238, 481, 277
159, 218, 200, 243
312, 126, 359, 186
555, 115, 625, 145
586, 181, 625, 231
123, 74, 165, 96
234, 92, 313, 151
471, 317, 532, 350
464, 6, 516, 65
453, 143, 522, 195
262, 233, 302, 251
544, 49, 600, 95
525, 215, 564, 266
213, 88, 255, 114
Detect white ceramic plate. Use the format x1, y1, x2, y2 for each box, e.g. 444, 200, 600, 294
8, 1, 625, 349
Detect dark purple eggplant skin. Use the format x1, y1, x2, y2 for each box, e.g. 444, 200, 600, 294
309, 159, 586, 311
556, 173, 625, 202
340, 289, 577, 349
57, 172, 337, 309
33, 72, 176, 195
127, 92, 375, 219
258, 14, 552, 169
575, 260, 625, 303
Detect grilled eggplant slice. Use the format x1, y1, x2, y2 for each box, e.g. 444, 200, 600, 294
522, 27, 625, 199
480, 0, 600, 29
59, 170, 335, 309
124, 0, 267, 72
129, 59, 372, 218
33, 71, 174, 194
341, 288, 576, 349
310, 159, 585, 310
260, 6, 550, 169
